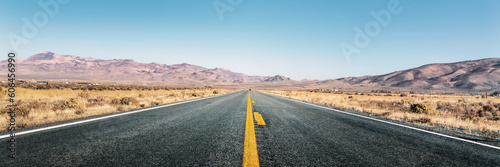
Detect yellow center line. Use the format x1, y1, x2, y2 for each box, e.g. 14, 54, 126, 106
243, 92, 260, 167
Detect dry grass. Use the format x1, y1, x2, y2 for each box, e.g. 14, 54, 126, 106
261, 90, 500, 140
0, 87, 237, 131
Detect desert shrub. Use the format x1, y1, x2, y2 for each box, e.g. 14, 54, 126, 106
26, 100, 47, 110
436, 102, 453, 110
78, 91, 90, 98
140, 104, 146, 108
415, 117, 431, 123
494, 103, 500, 109
213, 90, 219, 94
380, 111, 392, 117
150, 101, 160, 106
88, 98, 98, 103
492, 110, 500, 117
348, 96, 353, 99
192, 92, 201, 97
490, 111, 500, 120
483, 104, 494, 112
477, 110, 493, 118
110, 98, 120, 105
96, 96, 105, 102
116, 106, 125, 112
87, 96, 106, 107
463, 109, 478, 120
119, 97, 139, 105
74, 108, 85, 115
436, 102, 461, 113
0, 107, 7, 114
138, 94, 144, 98
54, 98, 81, 111
110, 97, 138, 105
400, 93, 408, 97
410, 103, 430, 114
484, 111, 493, 118
6, 106, 30, 117
377, 101, 388, 108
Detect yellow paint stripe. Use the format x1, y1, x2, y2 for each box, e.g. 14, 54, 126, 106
243, 93, 260, 167
254, 112, 266, 126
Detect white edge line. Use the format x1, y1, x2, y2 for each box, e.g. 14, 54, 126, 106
258, 91, 500, 150
0, 91, 241, 140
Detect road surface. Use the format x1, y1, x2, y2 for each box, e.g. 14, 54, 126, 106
1, 91, 499, 166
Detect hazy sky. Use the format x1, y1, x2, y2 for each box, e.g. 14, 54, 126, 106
1, 0, 499, 80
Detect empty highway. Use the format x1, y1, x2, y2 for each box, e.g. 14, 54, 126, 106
1, 91, 499, 166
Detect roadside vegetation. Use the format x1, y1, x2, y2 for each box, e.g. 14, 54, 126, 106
261, 89, 500, 141
0, 82, 237, 131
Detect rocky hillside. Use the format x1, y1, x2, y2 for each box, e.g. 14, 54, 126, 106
336, 58, 500, 90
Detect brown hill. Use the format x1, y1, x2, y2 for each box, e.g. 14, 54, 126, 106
263, 75, 291, 82
336, 58, 500, 90
0, 52, 285, 85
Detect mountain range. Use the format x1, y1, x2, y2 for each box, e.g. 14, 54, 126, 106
334, 58, 500, 91
1, 52, 499, 91
0, 52, 290, 86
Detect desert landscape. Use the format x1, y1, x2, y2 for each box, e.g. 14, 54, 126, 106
2, 1, 499, 165
1, 52, 499, 140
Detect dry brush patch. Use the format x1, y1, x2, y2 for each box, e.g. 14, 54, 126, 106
0, 87, 237, 131
261, 90, 500, 141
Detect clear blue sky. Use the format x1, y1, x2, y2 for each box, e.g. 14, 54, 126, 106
1, 0, 499, 80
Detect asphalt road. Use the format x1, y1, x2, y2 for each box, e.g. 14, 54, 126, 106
251, 92, 500, 166
1, 91, 499, 166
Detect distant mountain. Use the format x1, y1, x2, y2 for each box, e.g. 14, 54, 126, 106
335, 58, 500, 90
0, 52, 292, 85
263, 75, 291, 82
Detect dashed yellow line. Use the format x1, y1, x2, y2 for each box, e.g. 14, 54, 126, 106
254, 112, 266, 125
243, 92, 260, 167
